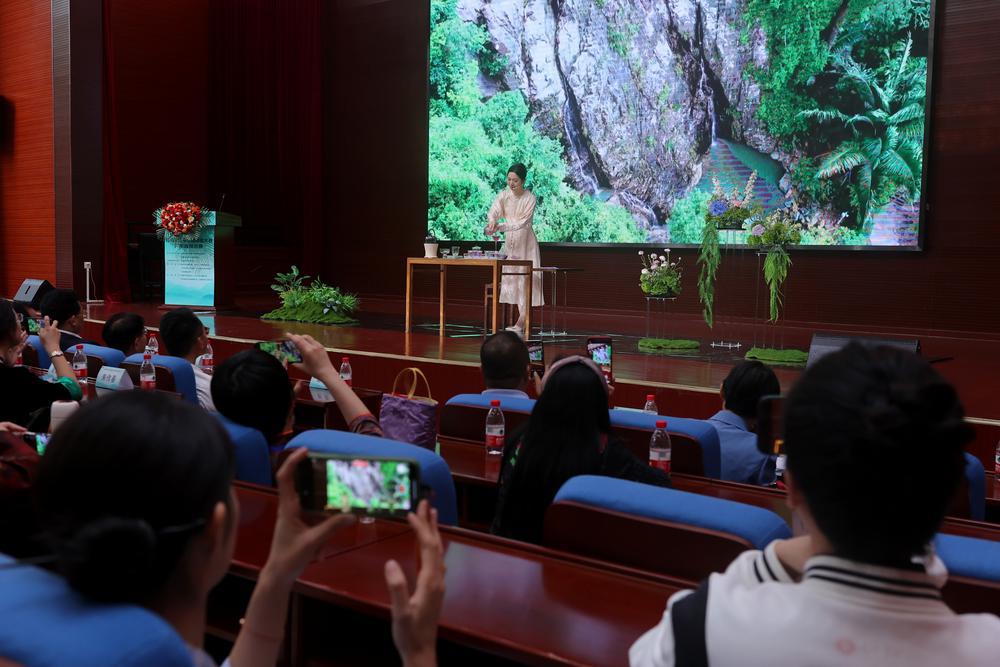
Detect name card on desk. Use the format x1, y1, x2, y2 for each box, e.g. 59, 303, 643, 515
309, 376, 327, 390
96, 367, 134, 390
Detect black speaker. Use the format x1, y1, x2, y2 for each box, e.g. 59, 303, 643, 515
12, 279, 54, 310
807, 333, 920, 368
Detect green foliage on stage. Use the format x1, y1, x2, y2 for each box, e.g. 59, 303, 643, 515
638, 338, 701, 353
744, 347, 809, 365
262, 266, 359, 326
427, 0, 643, 244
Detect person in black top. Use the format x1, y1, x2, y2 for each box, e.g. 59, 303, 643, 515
492, 355, 670, 544
0, 300, 82, 429
38, 288, 94, 351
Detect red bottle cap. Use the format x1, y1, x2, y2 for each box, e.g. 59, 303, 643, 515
491, 400, 500, 407
656, 420, 667, 428
342, 356, 349, 362
647, 394, 655, 401
76, 344, 83, 350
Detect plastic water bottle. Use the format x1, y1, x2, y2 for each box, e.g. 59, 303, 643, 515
485, 399, 505, 456
140, 353, 157, 390
643, 394, 658, 414
339, 356, 353, 387
774, 439, 787, 487
72, 344, 88, 380
200, 342, 214, 374
145, 333, 159, 356
649, 420, 671, 473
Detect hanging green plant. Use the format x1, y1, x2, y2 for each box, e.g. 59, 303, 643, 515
696, 173, 761, 328
747, 208, 803, 321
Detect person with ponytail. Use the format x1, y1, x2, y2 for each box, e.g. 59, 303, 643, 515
631, 344, 1000, 666
30, 391, 445, 667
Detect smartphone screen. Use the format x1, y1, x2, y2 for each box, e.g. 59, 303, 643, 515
755, 395, 784, 456
27, 318, 40, 334
297, 454, 419, 518
21, 432, 49, 455
587, 337, 613, 378
526, 339, 544, 376
256, 340, 303, 365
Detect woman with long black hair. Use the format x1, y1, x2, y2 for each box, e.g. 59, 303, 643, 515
491, 356, 670, 544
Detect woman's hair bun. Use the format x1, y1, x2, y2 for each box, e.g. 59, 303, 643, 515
56, 517, 158, 603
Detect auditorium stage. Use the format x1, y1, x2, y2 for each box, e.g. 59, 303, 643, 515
80, 297, 1000, 430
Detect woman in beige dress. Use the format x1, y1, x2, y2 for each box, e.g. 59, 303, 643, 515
484, 163, 544, 334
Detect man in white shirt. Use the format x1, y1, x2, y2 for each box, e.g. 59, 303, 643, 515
630, 343, 1000, 667
159, 307, 215, 411
479, 331, 533, 400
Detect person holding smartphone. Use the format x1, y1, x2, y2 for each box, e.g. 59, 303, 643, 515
26, 391, 446, 667
483, 163, 544, 335
0, 301, 82, 429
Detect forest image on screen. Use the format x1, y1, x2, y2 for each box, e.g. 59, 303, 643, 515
427, 0, 931, 246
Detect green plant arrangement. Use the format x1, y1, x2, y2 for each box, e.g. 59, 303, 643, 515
747, 208, 802, 322
697, 174, 761, 328
639, 248, 682, 297
261, 266, 360, 326
638, 338, 701, 353
744, 347, 809, 365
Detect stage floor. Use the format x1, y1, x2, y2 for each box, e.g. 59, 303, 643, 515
82, 298, 1000, 424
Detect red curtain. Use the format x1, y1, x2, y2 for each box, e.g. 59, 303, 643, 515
208, 0, 324, 275
100, 0, 130, 302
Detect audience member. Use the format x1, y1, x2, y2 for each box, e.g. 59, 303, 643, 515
492, 356, 669, 544
31, 390, 445, 667
159, 308, 215, 410
0, 301, 82, 429
708, 361, 780, 485
101, 312, 148, 356
212, 335, 383, 443
38, 289, 94, 351
7, 300, 30, 333
630, 344, 1000, 666
480, 331, 533, 399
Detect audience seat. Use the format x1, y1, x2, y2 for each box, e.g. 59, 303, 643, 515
122, 354, 197, 404
961, 452, 986, 521
934, 533, 1000, 615
25, 335, 50, 370
543, 475, 791, 582
78, 344, 126, 377
285, 430, 459, 525
442, 394, 718, 477
214, 414, 273, 486
0, 554, 192, 667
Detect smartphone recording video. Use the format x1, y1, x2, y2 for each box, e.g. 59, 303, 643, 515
526, 339, 545, 377
587, 337, 613, 378
296, 453, 420, 518
256, 340, 303, 365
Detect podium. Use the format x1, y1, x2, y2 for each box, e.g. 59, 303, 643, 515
163, 211, 242, 310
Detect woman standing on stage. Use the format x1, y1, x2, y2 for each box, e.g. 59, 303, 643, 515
484, 163, 544, 335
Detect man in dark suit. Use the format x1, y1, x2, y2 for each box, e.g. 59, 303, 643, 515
38, 289, 95, 351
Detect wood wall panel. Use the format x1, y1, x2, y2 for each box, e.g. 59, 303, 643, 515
322, 0, 1000, 337
0, 0, 55, 296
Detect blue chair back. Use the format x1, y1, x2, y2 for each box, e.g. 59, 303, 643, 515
608, 409, 722, 478
285, 430, 458, 525
0, 554, 192, 667
27, 334, 50, 369
445, 393, 537, 414
214, 414, 273, 486
79, 344, 126, 369
935, 533, 1000, 583
544, 475, 790, 582
123, 353, 198, 404
963, 452, 986, 521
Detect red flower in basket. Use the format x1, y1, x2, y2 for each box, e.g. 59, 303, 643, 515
155, 202, 204, 239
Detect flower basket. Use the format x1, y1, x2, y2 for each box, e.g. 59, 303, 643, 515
638, 249, 682, 299
746, 209, 803, 322
154, 202, 205, 241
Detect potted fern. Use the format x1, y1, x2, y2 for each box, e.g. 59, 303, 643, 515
262, 266, 359, 325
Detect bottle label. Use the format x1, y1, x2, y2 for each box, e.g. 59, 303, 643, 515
650, 457, 671, 473
486, 434, 504, 450
74, 367, 87, 380
141, 379, 157, 390
341, 375, 352, 387
202, 356, 213, 368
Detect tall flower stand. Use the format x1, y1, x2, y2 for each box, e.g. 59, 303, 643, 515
709, 227, 744, 351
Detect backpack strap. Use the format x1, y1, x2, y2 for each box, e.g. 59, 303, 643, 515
671, 580, 710, 667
